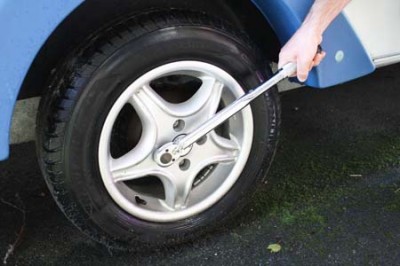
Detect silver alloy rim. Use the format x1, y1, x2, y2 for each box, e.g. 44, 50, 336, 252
98, 61, 254, 222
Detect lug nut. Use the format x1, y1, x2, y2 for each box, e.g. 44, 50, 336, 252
196, 136, 207, 145
179, 159, 191, 171
173, 119, 185, 132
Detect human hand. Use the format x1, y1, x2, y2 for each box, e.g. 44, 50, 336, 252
278, 26, 326, 82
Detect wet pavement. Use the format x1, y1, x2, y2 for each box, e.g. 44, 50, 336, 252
1, 64, 400, 265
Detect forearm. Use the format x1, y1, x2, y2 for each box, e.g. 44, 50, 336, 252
302, 0, 351, 37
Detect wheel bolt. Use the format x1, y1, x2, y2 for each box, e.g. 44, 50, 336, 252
179, 159, 191, 171
173, 119, 185, 132
196, 136, 207, 145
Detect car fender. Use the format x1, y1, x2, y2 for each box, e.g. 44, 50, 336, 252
252, 0, 375, 88
0, 0, 83, 160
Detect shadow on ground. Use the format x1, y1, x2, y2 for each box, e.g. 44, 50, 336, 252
1, 64, 400, 265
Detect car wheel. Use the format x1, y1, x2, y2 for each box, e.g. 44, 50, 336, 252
36, 11, 280, 250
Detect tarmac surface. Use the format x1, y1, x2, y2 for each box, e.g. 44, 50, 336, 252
1, 64, 400, 265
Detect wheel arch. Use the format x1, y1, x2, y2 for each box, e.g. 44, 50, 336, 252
19, 0, 281, 100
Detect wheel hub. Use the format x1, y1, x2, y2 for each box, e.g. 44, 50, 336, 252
154, 135, 193, 167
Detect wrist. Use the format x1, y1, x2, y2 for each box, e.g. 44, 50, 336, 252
301, 20, 324, 38
297, 22, 323, 45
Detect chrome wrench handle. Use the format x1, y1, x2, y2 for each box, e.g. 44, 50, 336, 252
174, 62, 297, 153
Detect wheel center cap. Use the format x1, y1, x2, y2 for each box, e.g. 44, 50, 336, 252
154, 135, 193, 167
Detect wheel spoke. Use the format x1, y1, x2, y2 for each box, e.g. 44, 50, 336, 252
109, 124, 156, 172
128, 84, 178, 141
184, 76, 224, 117
111, 156, 159, 183
162, 173, 194, 210
189, 131, 240, 168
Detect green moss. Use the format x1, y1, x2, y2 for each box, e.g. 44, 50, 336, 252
278, 206, 326, 228
383, 189, 400, 211
249, 131, 400, 230
280, 208, 296, 225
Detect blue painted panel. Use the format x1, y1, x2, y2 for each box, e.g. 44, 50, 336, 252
252, 0, 375, 88
0, 0, 83, 160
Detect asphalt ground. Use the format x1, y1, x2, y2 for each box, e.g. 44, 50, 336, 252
1, 64, 400, 265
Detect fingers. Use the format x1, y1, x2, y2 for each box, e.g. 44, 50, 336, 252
279, 50, 326, 82
295, 51, 327, 82
297, 56, 310, 82
307, 52, 325, 71
313, 51, 326, 67
278, 53, 294, 70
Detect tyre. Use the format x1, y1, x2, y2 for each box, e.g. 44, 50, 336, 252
36, 11, 280, 250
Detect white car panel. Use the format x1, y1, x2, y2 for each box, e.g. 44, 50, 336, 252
344, 0, 400, 66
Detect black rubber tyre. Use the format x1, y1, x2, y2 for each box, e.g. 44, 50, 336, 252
36, 11, 280, 250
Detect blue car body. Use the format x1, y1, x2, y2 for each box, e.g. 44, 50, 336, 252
0, 0, 376, 160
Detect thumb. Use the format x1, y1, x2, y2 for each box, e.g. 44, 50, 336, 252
297, 57, 309, 82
